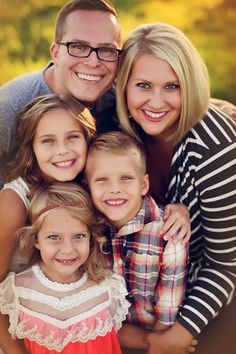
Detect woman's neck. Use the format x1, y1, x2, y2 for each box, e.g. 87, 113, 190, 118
144, 135, 174, 205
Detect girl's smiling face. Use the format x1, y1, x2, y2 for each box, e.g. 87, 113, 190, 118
127, 53, 181, 139
33, 108, 88, 182
35, 207, 90, 284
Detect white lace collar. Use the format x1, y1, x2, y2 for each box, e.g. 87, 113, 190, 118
32, 264, 88, 292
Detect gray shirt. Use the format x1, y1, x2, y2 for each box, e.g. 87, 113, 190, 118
0, 63, 119, 188
0, 63, 52, 187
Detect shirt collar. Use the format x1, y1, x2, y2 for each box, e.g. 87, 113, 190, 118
109, 194, 160, 237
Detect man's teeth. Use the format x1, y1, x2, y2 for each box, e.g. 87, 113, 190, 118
144, 110, 166, 118
54, 160, 74, 167
77, 73, 101, 81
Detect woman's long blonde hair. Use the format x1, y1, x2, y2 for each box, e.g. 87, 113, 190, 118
117, 23, 210, 144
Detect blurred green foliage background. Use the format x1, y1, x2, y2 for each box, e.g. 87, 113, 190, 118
1, 0, 235, 103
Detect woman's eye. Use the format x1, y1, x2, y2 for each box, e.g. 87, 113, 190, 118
48, 235, 60, 240
166, 83, 179, 90
137, 82, 150, 89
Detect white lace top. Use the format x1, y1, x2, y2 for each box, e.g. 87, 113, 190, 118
0, 265, 130, 352
1, 177, 30, 208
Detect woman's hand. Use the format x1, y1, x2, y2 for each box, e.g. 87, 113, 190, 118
161, 204, 190, 244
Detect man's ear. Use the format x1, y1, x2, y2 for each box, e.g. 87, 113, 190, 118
142, 174, 149, 196
50, 42, 59, 66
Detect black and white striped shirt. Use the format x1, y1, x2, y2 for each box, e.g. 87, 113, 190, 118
167, 105, 236, 337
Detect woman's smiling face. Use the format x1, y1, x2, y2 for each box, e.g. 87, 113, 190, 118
127, 53, 181, 139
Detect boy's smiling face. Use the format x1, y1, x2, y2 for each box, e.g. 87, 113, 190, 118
85, 150, 149, 228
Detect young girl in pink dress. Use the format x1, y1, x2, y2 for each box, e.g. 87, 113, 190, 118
0, 181, 130, 353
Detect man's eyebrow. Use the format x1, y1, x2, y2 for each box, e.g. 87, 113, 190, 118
70, 39, 118, 48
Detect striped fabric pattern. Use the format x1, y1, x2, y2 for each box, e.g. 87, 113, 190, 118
105, 195, 188, 328
167, 105, 236, 336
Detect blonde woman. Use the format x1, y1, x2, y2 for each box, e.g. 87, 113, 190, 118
116, 23, 236, 354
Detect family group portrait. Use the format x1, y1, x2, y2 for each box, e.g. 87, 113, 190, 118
0, 1, 235, 353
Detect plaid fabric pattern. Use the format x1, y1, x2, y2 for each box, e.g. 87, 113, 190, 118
103, 194, 188, 328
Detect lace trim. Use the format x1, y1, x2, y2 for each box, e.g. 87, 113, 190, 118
0, 271, 130, 350
19, 299, 111, 328
18, 283, 110, 311
109, 274, 131, 330
13, 315, 114, 352
0, 273, 20, 335
32, 264, 88, 291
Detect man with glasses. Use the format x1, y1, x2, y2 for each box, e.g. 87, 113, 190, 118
0, 0, 235, 189
0, 0, 122, 188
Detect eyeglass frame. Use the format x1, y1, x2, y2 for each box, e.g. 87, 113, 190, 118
56, 41, 122, 62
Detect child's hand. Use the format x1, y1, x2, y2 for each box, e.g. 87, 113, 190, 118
161, 204, 190, 244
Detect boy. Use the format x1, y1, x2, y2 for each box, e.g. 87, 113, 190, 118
85, 131, 189, 350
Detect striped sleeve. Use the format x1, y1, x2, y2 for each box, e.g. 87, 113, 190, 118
167, 106, 236, 337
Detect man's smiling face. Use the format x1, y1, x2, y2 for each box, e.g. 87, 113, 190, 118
51, 10, 121, 105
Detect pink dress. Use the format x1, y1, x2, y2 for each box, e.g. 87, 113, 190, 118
0, 264, 130, 353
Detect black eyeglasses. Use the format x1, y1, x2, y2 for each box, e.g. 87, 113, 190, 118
57, 41, 121, 62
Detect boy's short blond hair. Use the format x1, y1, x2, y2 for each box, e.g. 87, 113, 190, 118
86, 130, 147, 174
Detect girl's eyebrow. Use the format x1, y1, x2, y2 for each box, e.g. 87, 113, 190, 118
38, 130, 83, 138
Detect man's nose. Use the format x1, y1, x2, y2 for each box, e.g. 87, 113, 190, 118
83, 50, 100, 66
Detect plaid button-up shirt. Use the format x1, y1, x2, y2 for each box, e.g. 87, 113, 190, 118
103, 194, 188, 328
